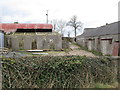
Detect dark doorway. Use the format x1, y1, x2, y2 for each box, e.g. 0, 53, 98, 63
32, 40, 37, 49
74, 38, 76, 42
19, 39, 24, 50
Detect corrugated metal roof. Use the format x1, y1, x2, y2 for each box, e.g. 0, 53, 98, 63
79, 21, 119, 37
0, 23, 53, 33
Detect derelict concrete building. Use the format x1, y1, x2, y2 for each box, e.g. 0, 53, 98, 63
0, 23, 62, 51
76, 22, 120, 56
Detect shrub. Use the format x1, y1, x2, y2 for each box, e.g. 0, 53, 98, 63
2, 56, 117, 88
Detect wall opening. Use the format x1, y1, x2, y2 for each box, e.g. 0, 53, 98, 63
74, 38, 76, 42
6, 38, 12, 49
19, 39, 24, 50
32, 40, 37, 49
16, 29, 52, 33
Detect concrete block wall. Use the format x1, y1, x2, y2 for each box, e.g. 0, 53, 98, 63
24, 36, 32, 50
100, 40, 113, 55
62, 40, 69, 49
76, 34, 118, 56
62, 37, 70, 49
37, 36, 44, 49
94, 37, 100, 51
11, 37, 19, 50
5, 33, 62, 51
87, 40, 93, 51
53, 35, 62, 50
76, 38, 86, 47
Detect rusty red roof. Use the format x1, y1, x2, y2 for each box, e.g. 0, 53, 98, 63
0, 23, 53, 33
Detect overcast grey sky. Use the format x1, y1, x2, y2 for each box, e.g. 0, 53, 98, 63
0, 0, 119, 36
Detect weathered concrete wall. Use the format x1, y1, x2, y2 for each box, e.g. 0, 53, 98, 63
24, 36, 32, 50
69, 37, 76, 43
94, 37, 99, 51
62, 40, 69, 49
5, 32, 62, 51
11, 37, 19, 50
76, 38, 87, 47
76, 38, 83, 46
87, 40, 92, 50
100, 34, 119, 41
100, 39, 113, 55
100, 40, 108, 55
76, 34, 119, 56
37, 36, 44, 49
54, 35, 62, 50
62, 37, 70, 49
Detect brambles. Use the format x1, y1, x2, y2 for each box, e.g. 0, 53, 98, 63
2, 56, 117, 88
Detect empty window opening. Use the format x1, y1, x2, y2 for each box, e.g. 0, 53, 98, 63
32, 40, 37, 49
19, 39, 24, 50
16, 29, 52, 33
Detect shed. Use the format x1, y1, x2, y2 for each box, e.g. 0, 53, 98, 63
0, 23, 53, 33
76, 21, 120, 56
2, 23, 62, 51
0, 30, 4, 48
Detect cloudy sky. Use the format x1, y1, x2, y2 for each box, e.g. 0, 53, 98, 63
0, 0, 119, 36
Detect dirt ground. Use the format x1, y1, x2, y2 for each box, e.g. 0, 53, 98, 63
50, 43, 97, 57
1, 43, 97, 58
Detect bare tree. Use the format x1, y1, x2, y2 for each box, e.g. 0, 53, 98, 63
67, 15, 83, 37
53, 20, 66, 37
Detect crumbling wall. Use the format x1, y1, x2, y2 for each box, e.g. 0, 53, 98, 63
94, 37, 101, 51
76, 34, 118, 56
37, 35, 44, 49
62, 37, 70, 49
11, 37, 19, 50
87, 40, 93, 51
100, 39, 113, 55
5, 33, 62, 51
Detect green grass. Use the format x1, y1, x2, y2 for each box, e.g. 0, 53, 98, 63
89, 50, 103, 56
94, 83, 115, 88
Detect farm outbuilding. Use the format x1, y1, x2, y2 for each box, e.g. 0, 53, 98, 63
0, 23, 53, 33
0, 30, 4, 48
0, 23, 62, 51
76, 21, 120, 56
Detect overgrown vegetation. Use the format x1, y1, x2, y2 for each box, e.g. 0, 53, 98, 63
94, 83, 117, 88
73, 43, 103, 56
2, 56, 118, 88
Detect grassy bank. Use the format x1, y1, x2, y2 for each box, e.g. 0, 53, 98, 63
73, 43, 103, 56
